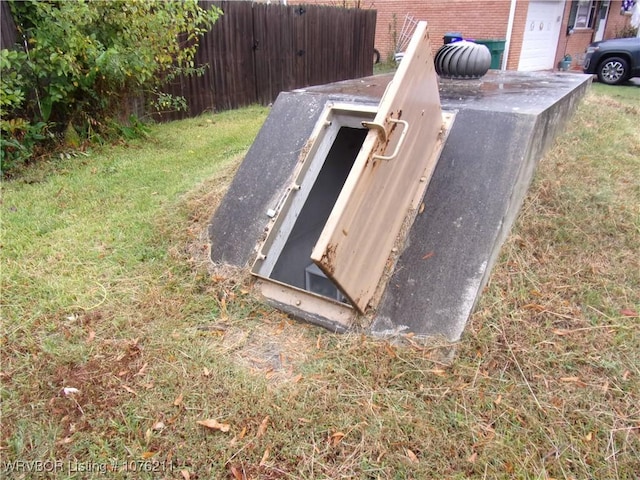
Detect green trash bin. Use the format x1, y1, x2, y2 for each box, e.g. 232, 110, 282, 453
475, 39, 506, 69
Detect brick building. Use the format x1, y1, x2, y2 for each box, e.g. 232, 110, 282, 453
306, 0, 637, 71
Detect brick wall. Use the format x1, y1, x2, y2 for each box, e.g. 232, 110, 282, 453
306, 0, 515, 62
306, 0, 540, 70
305, 0, 635, 71
370, 0, 513, 61
604, 0, 636, 38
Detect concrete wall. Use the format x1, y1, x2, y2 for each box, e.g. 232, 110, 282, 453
210, 69, 592, 339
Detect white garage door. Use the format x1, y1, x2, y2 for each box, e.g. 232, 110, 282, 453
518, 0, 564, 71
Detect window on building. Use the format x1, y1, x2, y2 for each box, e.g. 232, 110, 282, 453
570, 0, 598, 29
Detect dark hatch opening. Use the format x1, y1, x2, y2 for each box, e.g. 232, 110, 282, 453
269, 127, 367, 300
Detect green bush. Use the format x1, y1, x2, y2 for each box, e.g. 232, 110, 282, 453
0, 48, 50, 171
0, 0, 220, 174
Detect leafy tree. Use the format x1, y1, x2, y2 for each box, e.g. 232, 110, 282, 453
1, 0, 220, 173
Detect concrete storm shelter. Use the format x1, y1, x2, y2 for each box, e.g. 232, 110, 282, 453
208, 22, 591, 342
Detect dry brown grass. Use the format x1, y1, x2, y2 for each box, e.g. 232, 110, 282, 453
1, 88, 638, 479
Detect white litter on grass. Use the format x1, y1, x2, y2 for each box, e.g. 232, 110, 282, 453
62, 387, 80, 396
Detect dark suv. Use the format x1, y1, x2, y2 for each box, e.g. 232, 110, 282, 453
583, 37, 640, 85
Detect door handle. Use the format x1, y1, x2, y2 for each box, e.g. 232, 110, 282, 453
362, 118, 410, 161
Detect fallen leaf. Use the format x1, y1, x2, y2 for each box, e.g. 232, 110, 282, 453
152, 421, 165, 431
551, 396, 563, 408
552, 329, 570, 336
330, 432, 345, 446
384, 343, 396, 358
291, 374, 303, 383
167, 411, 182, 425
481, 424, 496, 440
405, 448, 419, 463
87, 330, 96, 343
622, 370, 630, 380
56, 437, 73, 445
220, 297, 227, 314
585, 432, 593, 442
145, 428, 152, 443
523, 303, 545, 312
230, 426, 247, 446
173, 392, 184, 407
467, 452, 478, 464
257, 416, 270, 438
123, 385, 138, 396
620, 308, 638, 317
135, 362, 148, 377
141, 451, 156, 459
560, 377, 586, 387
230, 465, 244, 480
197, 419, 230, 432
203, 367, 210, 377
180, 470, 191, 480
505, 461, 514, 474
494, 394, 502, 405
259, 448, 270, 466
428, 368, 447, 377
418, 202, 425, 214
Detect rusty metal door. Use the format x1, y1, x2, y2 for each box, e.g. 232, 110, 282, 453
310, 21, 443, 313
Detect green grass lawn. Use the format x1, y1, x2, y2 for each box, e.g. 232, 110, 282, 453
1, 84, 638, 479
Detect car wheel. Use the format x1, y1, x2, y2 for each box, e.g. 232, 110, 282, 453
597, 57, 629, 85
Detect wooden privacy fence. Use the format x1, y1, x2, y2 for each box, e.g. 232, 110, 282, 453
1, 1, 18, 50
164, 1, 377, 120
